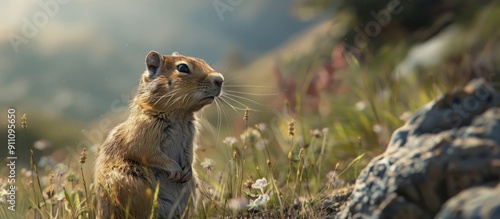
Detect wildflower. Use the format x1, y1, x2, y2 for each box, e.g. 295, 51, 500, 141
200, 158, 215, 171
247, 194, 270, 210
310, 129, 322, 138
240, 128, 261, 145
66, 172, 77, 183
399, 111, 412, 121
228, 197, 247, 211
247, 198, 259, 210
355, 101, 367, 111
322, 127, 329, 135
251, 178, 269, 191
0, 189, 9, 204
372, 124, 385, 134
0, 189, 9, 197
254, 194, 270, 206
89, 144, 98, 153
255, 123, 266, 132
33, 139, 52, 150
222, 136, 238, 147
22, 168, 33, 178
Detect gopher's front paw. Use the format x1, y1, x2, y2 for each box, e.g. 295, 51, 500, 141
178, 166, 192, 183
166, 162, 183, 182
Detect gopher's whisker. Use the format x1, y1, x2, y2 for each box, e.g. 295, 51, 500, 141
223, 89, 278, 96
218, 97, 248, 113
153, 89, 181, 107
223, 85, 275, 88
213, 99, 222, 144
219, 96, 257, 112
222, 92, 265, 106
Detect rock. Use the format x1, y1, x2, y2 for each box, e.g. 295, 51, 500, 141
435, 182, 500, 219
335, 78, 500, 219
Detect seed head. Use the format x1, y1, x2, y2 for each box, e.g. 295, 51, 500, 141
21, 114, 27, 129
232, 148, 239, 160
80, 148, 87, 164
243, 108, 250, 122
288, 119, 295, 137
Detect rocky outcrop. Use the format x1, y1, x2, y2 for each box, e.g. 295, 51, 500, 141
335, 78, 500, 219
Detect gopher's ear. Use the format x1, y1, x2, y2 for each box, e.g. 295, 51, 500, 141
172, 51, 180, 56
146, 51, 163, 78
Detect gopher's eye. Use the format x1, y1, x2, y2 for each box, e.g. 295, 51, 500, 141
177, 64, 190, 73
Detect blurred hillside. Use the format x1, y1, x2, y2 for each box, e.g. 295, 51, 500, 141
0, 1, 322, 167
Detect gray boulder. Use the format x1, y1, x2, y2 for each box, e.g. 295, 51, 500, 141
335, 78, 500, 219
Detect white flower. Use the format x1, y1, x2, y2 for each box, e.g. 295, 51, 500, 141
399, 111, 412, 121
372, 124, 385, 134
228, 197, 247, 210
251, 178, 269, 190
240, 128, 261, 144
222, 136, 238, 146
355, 101, 367, 111
254, 194, 270, 206
200, 158, 215, 171
247, 198, 259, 210
33, 139, 52, 150
255, 123, 266, 131
247, 194, 270, 210
310, 129, 322, 138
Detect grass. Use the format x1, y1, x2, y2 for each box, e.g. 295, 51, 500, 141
0, 99, 369, 219
0, 67, 433, 218
1, 3, 499, 218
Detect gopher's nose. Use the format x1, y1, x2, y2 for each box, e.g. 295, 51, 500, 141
208, 73, 224, 97
209, 73, 224, 88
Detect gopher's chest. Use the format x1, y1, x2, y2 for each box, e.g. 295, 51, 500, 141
159, 120, 195, 166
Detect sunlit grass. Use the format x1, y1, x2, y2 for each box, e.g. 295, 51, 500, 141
2, 3, 499, 217
0, 54, 477, 219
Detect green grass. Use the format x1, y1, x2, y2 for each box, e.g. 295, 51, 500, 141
1, 3, 499, 218
0, 67, 437, 218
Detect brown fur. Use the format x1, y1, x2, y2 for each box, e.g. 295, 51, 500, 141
94, 51, 223, 218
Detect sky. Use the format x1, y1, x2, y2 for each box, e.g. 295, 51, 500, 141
0, 0, 321, 120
